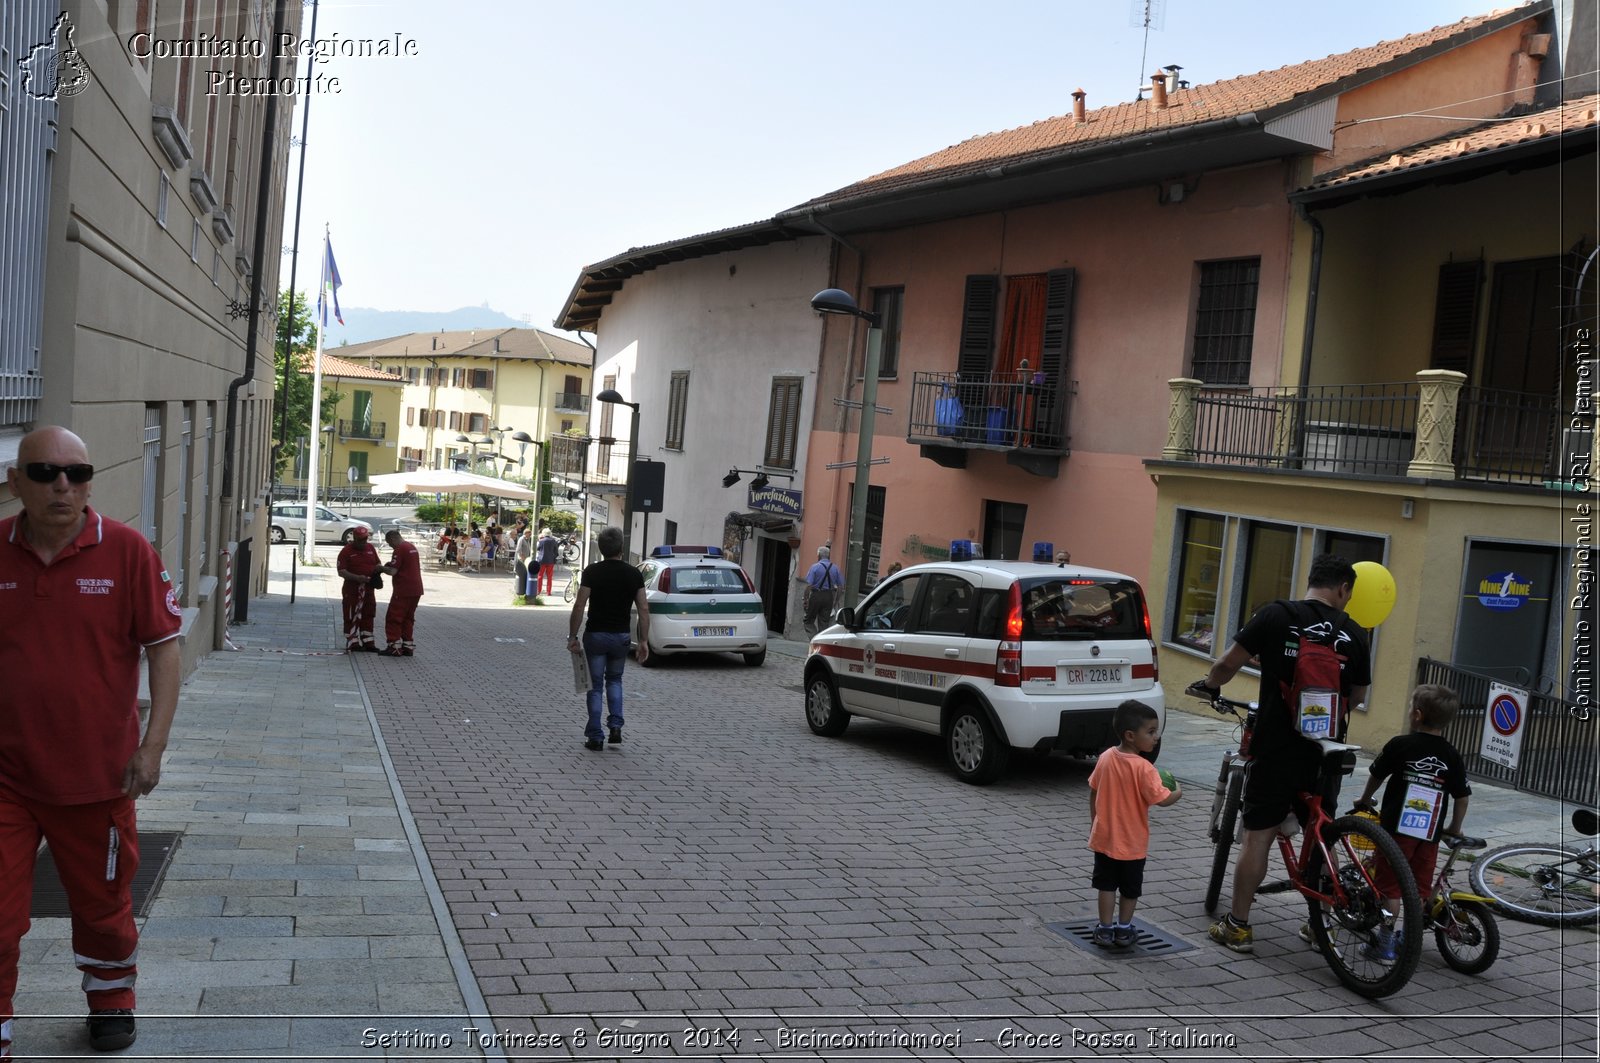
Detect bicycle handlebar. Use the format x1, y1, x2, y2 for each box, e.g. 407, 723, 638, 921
1184, 679, 1253, 715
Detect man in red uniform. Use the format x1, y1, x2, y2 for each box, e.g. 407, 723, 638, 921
379, 528, 423, 657
334, 526, 382, 652
0, 426, 182, 1057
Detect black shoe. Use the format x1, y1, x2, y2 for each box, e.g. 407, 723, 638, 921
87, 1009, 136, 1051
378, 646, 404, 658
609, 727, 622, 744
584, 739, 605, 751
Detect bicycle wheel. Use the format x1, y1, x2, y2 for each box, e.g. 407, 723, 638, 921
1304, 815, 1423, 998
1204, 770, 1243, 914
562, 569, 578, 604
1469, 844, 1600, 926
1433, 897, 1500, 975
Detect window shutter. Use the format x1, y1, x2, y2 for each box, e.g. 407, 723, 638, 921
956, 274, 999, 377
1429, 260, 1483, 375
1035, 268, 1077, 447
764, 377, 802, 468
1039, 268, 1076, 379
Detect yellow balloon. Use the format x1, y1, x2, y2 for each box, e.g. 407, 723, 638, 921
1346, 561, 1396, 627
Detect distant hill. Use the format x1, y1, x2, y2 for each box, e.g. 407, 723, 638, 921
325, 305, 529, 346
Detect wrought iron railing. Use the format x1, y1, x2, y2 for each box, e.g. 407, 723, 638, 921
1190, 382, 1418, 475
907, 371, 1069, 452
337, 419, 386, 440
1453, 385, 1583, 484
1417, 657, 1597, 806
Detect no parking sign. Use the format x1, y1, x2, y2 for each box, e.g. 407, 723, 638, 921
1478, 682, 1529, 770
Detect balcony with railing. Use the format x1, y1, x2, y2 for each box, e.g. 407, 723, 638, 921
337, 419, 387, 441
906, 371, 1073, 477
554, 391, 590, 413
1160, 369, 1595, 487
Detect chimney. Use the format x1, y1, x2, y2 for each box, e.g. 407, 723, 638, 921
1071, 88, 1087, 125
431, 336, 438, 351
1150, 72, 1168, 111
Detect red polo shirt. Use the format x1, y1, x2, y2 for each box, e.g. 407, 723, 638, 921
0, 507, 182, 803
388, 539, 423, 596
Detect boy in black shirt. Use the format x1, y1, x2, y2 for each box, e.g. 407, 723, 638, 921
1352, 683, 1471, 960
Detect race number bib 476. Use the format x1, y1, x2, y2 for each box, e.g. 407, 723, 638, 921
1396, 782, 1444, 841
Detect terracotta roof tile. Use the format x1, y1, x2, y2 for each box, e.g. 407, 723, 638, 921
296, 353, 406, 382
796, 3, 1543, 209
1307, 92, 1600, 188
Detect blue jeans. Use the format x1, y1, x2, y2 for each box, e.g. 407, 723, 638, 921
583, 630, 631, 741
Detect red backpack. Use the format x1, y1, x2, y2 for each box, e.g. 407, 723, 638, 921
1278, 601, 1348, 741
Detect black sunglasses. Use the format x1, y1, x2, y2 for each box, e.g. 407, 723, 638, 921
24, 462, 95, 484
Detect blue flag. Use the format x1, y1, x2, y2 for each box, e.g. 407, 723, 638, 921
317, 238, 344, 327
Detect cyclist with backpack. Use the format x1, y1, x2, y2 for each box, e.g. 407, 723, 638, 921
1188, 554, 1372, 954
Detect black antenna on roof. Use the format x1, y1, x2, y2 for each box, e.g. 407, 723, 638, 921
1130, 0, 1167, 99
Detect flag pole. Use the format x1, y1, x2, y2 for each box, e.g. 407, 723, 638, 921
304, 225, 329, 561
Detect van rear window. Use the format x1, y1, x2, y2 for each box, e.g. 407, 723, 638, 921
669, 567, 753, 594
1020, 578, 1145, 640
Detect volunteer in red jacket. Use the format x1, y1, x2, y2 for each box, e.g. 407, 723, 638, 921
0, 426, 182, 1056
379, 528, 424, 656
335, 526, 382, 652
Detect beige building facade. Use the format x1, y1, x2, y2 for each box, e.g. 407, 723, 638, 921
0, 1, 303, 674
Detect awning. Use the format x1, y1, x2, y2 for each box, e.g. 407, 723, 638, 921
727, 511, 792, 532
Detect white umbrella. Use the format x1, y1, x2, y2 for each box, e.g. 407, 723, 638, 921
368, 468, 538, 501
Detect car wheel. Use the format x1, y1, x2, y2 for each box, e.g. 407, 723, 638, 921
269, 525, 285, 544
804, 671, 850, 736
946, 703, 1008, 785
341, 528, 355, 544
743, 648, 767, 667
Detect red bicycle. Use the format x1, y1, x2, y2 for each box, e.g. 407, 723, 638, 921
1190, 684, 1424, 998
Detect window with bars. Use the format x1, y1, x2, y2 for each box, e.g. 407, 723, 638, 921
1190, 258, 1260, 386
665, 371, 690, 450
142, 406, 162, 544
763, 376, 803, 469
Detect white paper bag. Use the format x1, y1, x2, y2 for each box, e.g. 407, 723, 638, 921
570, 644, 590, 693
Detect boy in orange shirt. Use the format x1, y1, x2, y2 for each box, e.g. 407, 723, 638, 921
1088, 700, 1182, 947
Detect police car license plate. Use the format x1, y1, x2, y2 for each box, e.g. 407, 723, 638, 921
1063, 665, 1123, 685
692, 626, 734, 637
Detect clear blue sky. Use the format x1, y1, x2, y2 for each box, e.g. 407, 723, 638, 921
288, 0, 1500, 334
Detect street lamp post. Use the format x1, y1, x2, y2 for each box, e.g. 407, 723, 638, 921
596, 388, 641, 562
811, 288, 883, 610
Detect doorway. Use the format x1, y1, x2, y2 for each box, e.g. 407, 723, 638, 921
758, 537, 792, 634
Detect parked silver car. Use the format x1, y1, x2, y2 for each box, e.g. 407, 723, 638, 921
268, 502, 375, 544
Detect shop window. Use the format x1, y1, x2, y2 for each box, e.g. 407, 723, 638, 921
1241, 521, 1297, 623
1172, 512, 1225, 652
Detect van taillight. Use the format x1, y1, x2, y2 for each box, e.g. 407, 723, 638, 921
658, 570, 673, 592
997, 582, 1023, 687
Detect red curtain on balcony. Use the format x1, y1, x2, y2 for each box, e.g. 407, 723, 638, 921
996, 274, 1046, 378
995, 274, 1047, 442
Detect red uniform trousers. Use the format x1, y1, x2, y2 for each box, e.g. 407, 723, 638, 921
385, 594, 421, 652
539, 563, 554, 596
341, 583, 377, 650
0, 784, 140, 1038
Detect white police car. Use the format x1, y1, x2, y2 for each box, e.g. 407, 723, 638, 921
636, 546, 768, 667
803, 540, 1163, 784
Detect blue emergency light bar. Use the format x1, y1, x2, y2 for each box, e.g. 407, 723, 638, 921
949, 539, 983, 562
649, 545, 723, 558
1032, 541, 1055, 563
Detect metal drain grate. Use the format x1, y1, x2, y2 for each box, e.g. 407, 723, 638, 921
1046, 918, 1197, 958
30, 831, 182, 919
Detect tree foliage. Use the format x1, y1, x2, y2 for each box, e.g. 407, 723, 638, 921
272, 289, 342, 480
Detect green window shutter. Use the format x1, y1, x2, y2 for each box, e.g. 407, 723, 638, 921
956, 274, 999, 377
1429, 261, 1483, 375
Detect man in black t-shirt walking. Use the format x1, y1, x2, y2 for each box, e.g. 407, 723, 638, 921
567, 526, 651, 751
1189, 554, 1372, 954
